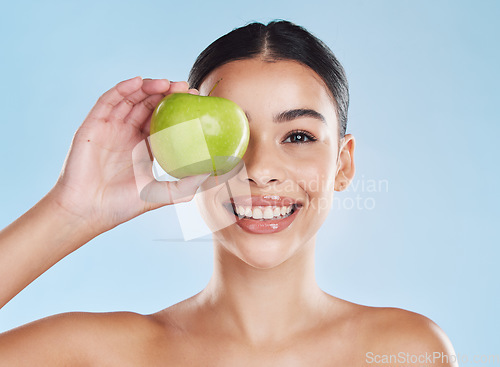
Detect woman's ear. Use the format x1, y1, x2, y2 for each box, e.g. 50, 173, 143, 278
334, 134, 355, 191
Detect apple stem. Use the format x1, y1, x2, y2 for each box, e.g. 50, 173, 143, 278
211, 156, 217, 176
208, 78, 222, 96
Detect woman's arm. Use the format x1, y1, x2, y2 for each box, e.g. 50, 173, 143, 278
0, 311, 163, 367
0, 76, 208, 310
0, 77, 210, 365
0, 191, 97, 310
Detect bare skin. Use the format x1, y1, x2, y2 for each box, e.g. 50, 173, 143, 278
0, 62, 457, 366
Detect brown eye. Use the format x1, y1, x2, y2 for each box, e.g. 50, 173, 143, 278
283, 130, 317, 144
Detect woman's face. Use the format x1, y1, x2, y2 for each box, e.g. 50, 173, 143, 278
195, 58, 351, 269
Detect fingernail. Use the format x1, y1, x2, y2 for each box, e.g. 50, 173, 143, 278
125, 76, 142, 82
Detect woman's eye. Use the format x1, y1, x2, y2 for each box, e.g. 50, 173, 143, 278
283, 130, 317, 144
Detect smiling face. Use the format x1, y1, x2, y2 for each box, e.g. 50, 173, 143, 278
195, 58, 353, 269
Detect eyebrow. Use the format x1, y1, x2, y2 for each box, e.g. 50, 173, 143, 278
244, 109, 327, 125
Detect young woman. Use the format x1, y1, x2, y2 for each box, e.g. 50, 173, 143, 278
0, 21, 457, 366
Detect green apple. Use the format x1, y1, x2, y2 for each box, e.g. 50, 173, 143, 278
149, 93, 250, 179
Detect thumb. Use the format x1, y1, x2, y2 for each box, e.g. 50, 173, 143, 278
139, 173, 211, 209
174, 173, 212, 203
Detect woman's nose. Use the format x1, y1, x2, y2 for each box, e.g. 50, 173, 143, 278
240, 135, 286, 188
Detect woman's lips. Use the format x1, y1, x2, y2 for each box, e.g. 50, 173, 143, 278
222, 200, 302, 235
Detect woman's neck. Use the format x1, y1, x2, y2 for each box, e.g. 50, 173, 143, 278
197, 235, 331, 345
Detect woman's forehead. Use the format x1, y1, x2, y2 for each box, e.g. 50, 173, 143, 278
200, 59, 337, 123
202, 59, 324, 93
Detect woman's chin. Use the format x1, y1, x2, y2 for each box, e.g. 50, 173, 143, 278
239, 255, 284, 270
228, 238, 297, 270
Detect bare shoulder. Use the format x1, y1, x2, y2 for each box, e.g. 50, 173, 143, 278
0, 311, 165, 366
359, 306, 458, 367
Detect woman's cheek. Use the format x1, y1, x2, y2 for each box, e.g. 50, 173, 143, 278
286, 146, 335, 184
284, 150, 336, 214
194, 183, 232, 233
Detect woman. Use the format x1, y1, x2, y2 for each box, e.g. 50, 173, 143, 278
0, 20, 456, 366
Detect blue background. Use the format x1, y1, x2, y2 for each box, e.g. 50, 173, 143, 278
1, 0, 498, 363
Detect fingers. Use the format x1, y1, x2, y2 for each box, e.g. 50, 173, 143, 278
140, 110, 154, 137
132, 139, 211, 210
107, 79, 170, 123
87, 77, 196, 133
137, 82, 199, 135
89, 76, 143, 121
141, 78, 171, 95
126, 81, 194, 133
140, 174, 212, 209
87, 77, 170, 123
167, 174, 212, 204
166, 81, 190, 94
124, 93, 164, 132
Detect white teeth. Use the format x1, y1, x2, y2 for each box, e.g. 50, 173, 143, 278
252, 207, 263, 219
263, 207, 274, 219
234, 205, 294, 219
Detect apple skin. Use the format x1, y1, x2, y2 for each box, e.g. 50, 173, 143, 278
149, 93, 250, 179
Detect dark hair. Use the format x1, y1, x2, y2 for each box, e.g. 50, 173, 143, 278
188, 20, 349, 142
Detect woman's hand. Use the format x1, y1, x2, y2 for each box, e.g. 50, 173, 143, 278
48, 77, 210, 235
